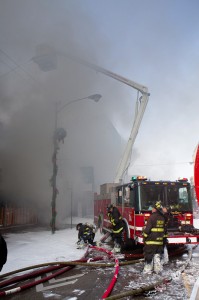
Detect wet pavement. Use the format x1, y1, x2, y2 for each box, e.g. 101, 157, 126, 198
1, 225, 199, 299
1, 247, 199, 299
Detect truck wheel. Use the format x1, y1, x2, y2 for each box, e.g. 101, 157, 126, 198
122, 220, 129, 242
122, 220, 136, 250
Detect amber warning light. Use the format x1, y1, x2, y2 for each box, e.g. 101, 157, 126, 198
131, 175, 147, 181
178, 177, 188, 182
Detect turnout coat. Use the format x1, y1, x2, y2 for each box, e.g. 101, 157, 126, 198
107, 207, 124, 236
143, 210, 166, 262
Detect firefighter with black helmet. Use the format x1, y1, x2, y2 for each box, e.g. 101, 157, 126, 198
107, 204, 124, 253
76, 223, 96, 248
142, 201, 166, 274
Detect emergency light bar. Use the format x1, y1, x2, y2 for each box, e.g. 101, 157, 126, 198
178, 177, 188, 182
131, 176, 147, 181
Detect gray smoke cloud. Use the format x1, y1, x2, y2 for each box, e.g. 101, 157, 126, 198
0, 1, 135, 224
1, 0, 198, 224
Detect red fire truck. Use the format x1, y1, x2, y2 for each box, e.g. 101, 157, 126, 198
74, 56, 199, 248
94, 176, 199, 247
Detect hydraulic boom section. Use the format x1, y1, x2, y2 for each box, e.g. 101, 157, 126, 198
63, 53, 150, 183
114, 91, 149, 183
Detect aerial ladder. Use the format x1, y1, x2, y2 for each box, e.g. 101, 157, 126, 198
33, 46, 150, 183
66, 55, 150, 183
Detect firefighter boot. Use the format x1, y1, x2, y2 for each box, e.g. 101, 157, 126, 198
76, 240, 85, 249
113, 242, 121, 253
154, 254, 163, 274
95, 241, 101, 247
143, 261, 153, 274
162, 246, 169, 265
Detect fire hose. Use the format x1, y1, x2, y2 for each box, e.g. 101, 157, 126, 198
104, 245, 194, 299
0, 257, 142, 284
89, 245, 120, 299
0, 265, 73, 297
104, 278, 172, 300
0, 243, 191, 299
0, 245, 90, 297
0, 244, 141, 298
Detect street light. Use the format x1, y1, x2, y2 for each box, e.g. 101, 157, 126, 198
32, 49, 102, 233
50, 94, 102, 234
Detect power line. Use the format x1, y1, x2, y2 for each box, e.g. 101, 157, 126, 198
0, 48, 35, 82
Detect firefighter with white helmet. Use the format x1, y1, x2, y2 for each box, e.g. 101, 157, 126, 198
142, 201, 166, 274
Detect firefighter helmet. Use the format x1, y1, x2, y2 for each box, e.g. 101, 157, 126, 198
154, 201, 162, 210
107, 204, 113, 212
76, 223, 82, 230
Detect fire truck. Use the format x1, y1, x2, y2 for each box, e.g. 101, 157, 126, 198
71, 56, 199, 248
94, 176, 199, 247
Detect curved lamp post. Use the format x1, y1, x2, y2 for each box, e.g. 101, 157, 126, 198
50, 94, 101, 234
32, 49, 102, 233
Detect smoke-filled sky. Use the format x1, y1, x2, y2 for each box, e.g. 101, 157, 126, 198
0, 0, 199, 220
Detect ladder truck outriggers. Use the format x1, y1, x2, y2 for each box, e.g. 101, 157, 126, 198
89, 64, 199, 251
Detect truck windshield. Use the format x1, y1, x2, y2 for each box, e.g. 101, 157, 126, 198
139, 182, 192, 212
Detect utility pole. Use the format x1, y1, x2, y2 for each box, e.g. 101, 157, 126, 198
49, 95, 101, 234
51, 102, 59, 234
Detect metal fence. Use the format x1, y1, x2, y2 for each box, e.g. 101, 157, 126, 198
0, 206, 38, 227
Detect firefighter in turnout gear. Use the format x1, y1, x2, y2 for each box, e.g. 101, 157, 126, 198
143, 201, 166, 274
107, 204, 124, 253
76, 223, 96, 248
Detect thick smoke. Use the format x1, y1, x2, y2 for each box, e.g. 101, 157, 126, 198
2, 1, 198, 225
0, 1, 135, 224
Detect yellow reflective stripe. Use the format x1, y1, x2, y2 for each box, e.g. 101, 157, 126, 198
157, 220, 164, 225
151, 228, 164, 232
113, 227, 123, 234
145, 241, 163, 245
143, 233, 148, 237
110, 217, 115, 226
110, 215, 122, 226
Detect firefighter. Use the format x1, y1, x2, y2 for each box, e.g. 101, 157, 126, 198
107, 204, 124, 253
0, 233, 7, 272
76, 223, 96, 248
142, 201, 166, 274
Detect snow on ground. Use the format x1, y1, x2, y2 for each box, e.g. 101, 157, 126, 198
1, 217, 199, 277
1, 216, 102, 275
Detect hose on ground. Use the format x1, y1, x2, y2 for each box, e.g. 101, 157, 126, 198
0, 244, 91, 297
0, 244, 90, 280
0, 265, 63, 288
104, 277, 172, 300
0, 242, 189, 298
89, 245, 120, 299
0, 244, 122, 298
6, 241, 182, 277
0, 256, 143, 282
0, 265, 73, 297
